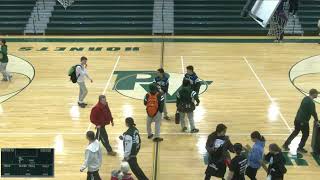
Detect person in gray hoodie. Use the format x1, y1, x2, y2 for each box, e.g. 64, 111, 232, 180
246, 131, 265, 180
80, 131, 103, 180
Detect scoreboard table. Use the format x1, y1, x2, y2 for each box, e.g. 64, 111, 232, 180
1, 148, 54, 177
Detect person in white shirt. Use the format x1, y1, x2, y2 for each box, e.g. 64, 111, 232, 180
76, 56, 93, 108
80, 131, 102, 180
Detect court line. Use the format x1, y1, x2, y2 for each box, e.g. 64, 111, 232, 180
242, 56, 293, 133
181, 56, 185, 74
85, 55, 121, 133
20, 55, 308, 58
0, 132, 291, 136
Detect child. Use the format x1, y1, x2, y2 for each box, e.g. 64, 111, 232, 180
246, 131, 265, 180
111, 162, 134, 180
265, 144, 287, 180
226, 143, 247, 180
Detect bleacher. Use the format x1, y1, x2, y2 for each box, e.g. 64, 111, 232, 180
45, 0, 154, 35
299, 0, 320, 35
0, 0, 36, 35
174, 0, 268, 35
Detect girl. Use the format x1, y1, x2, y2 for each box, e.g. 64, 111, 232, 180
246, 131, 265, 180
265, 144, 287, 180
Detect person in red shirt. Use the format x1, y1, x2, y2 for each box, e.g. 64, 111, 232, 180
90, 95, 117, 156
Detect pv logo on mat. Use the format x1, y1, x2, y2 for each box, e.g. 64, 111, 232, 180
113, 71, 212, 102
0, 55, 35, 103
289, 55, 320, 103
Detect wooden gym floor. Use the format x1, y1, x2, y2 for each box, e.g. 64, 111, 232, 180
0, 36, 320, 179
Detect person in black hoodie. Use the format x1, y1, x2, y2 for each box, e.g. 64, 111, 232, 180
265, 144, 287, 180
205, 124, 234, 180
226, 143, 247, 180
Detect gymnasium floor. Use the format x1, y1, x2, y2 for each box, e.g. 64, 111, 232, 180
0, 36, 320, 179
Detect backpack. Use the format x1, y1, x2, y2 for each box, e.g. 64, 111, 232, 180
146, 93, 159, 117
68, 65, 81, 83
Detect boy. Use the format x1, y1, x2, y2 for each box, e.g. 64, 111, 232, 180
154, 68, 170, 120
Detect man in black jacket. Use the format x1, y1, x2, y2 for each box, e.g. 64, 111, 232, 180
205, 124, 234, 180
283, 89, 319, 153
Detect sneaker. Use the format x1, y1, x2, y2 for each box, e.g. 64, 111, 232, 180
82, 102, 88, 106
282, 144, 290, 151
297, 148, 308, 153
191, 129, 199, 133
153, 137, 163, 142
107, 151, 117, 156
78, 102, 86, 108
1, 79, 8, 81
148, 134, 154, 139
182, 127, 188, 132
164, 116, 170, 120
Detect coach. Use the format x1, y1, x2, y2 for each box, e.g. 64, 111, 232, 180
90, 95, 117, 156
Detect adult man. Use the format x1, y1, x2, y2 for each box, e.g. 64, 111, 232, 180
121, 117, 149, 180
184, 65, 201, 94
76, 56, 93, 108
176, 79, 200, 133
144, 83, 164, 142
80, 131, 102, 180
283, 89, 319, 153
154, 68, 170, 120
90, 95, 117, 156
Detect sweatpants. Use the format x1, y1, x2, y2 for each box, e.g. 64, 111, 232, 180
77, 81, 88, 103
87, 170, 101, 180
96, 126, 113, 152
179, 112, 196, 130
128, 157, 149, 180
0, 62, 10, 80
284, 121, 309, 149
147, 112, 162, 138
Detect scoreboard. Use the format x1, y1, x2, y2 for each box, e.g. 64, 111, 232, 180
1, 148, 54, 177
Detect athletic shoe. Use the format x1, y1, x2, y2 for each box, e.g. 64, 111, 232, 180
153, 137, 163, 142
148, 134, 154, 139
107, 151, 117, 156
164, 116, 170, 120
182, 127, 188, 132
191, 129, 199, 133
1, 79, 8, 81
78, 102, 86, 108
282, 144, 290, 151
297, 148, 308, 153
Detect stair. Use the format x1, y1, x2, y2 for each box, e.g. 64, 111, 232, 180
153, 0, 174, 34
24, 0, 56, 34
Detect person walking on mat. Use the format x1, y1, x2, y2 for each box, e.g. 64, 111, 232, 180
80, 131, 102, 180
283, 89, 319, 153
121, 117, 149, 180
144, 83, 164, 142
90, 95, 117, 156
176, 79, 200, 133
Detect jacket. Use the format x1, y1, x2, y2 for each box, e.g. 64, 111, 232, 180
90, 102, 113, 126
123, 126, 141, 159
0, 45, 8, 63
265, 152, 287, 178
206, 132, 234, 163
248, 140, 265, 169
80, 140, 102, 172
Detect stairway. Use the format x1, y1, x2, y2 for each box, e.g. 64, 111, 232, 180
24, 0, 56, 34
299, 0, 320, 35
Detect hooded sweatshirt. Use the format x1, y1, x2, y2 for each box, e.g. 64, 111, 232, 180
248, 140, 265, 169
81, 140, 102, 172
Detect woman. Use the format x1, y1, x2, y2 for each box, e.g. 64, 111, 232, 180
0, 39, 11, 81
265, 144, 287, 180
121, 117, 149, 180
246, 131, 265, 180
226, 143, 247, 180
